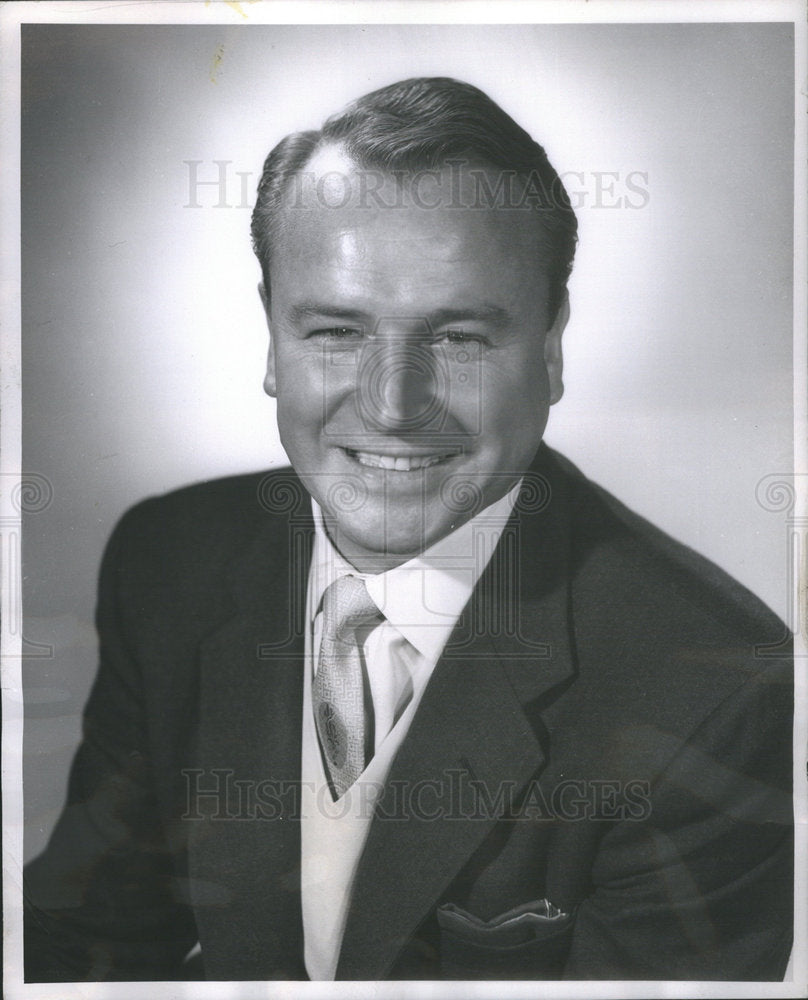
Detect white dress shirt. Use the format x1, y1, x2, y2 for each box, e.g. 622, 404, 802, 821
300, 482, 521, 980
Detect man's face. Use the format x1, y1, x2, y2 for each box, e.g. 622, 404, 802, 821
262, 147, 568, 570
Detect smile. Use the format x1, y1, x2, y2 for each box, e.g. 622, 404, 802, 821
344, 448, 452, 471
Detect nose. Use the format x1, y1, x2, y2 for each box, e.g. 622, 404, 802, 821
355, 320, 445, 433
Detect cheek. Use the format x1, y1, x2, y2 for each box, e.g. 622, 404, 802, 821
481, 353, 550, 431
275, 347, 324, 411
272, 355, 322, 457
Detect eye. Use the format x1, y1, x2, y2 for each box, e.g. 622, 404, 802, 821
312, 326, 364, 339
438, 329, 485, 345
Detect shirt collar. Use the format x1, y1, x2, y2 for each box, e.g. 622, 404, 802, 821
309, 482, 521, 663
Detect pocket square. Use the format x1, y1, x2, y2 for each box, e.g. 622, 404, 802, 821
437, 898, 572, 949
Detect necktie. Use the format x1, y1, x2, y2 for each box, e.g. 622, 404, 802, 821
313, 575, 381, 798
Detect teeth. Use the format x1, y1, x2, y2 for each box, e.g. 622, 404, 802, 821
349, 450, 448, 471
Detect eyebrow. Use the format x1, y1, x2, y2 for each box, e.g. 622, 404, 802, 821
287, 303, 372, 324
287, 302, 513, 329
428, 305, 513, 329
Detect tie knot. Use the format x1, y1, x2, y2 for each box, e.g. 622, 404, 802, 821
322, 575, 380, 640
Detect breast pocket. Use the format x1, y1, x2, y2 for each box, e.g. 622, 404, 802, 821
436, 899, 575, 980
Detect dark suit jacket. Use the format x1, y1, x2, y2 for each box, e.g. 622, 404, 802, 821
24, 445, 793, 982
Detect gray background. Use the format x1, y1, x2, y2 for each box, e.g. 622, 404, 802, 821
22, 23, 794, 860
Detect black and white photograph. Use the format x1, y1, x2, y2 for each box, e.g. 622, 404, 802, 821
2, 1, 805, 996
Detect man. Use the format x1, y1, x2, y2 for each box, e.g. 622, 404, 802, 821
25, 77, 792, 982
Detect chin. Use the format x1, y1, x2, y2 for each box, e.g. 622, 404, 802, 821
327, 509, 441, 565
346, 525, 427, 559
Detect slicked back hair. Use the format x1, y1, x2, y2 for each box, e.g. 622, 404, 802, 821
251, 77, 578, 325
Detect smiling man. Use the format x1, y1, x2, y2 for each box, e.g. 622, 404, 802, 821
260, 140, 567, 568
25, 78, 792, 983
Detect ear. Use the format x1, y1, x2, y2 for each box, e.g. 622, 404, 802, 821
544, 295, 569, 406
258, 281, 277, 398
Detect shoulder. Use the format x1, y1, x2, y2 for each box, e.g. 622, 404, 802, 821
538, 447, 791, 742
114, 465, 305, 539
545, 446, 786, 645
102, 466, 307, 587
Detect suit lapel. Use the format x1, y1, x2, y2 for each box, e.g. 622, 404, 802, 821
188, 488, 314, 979
337, 447, 577, 979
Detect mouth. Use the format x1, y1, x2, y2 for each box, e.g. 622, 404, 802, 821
343, 447, 455, 471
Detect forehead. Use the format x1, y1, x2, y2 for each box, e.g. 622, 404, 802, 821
268, 145, 551, 307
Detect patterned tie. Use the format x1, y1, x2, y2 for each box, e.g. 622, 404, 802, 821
313, 575, 381, 798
